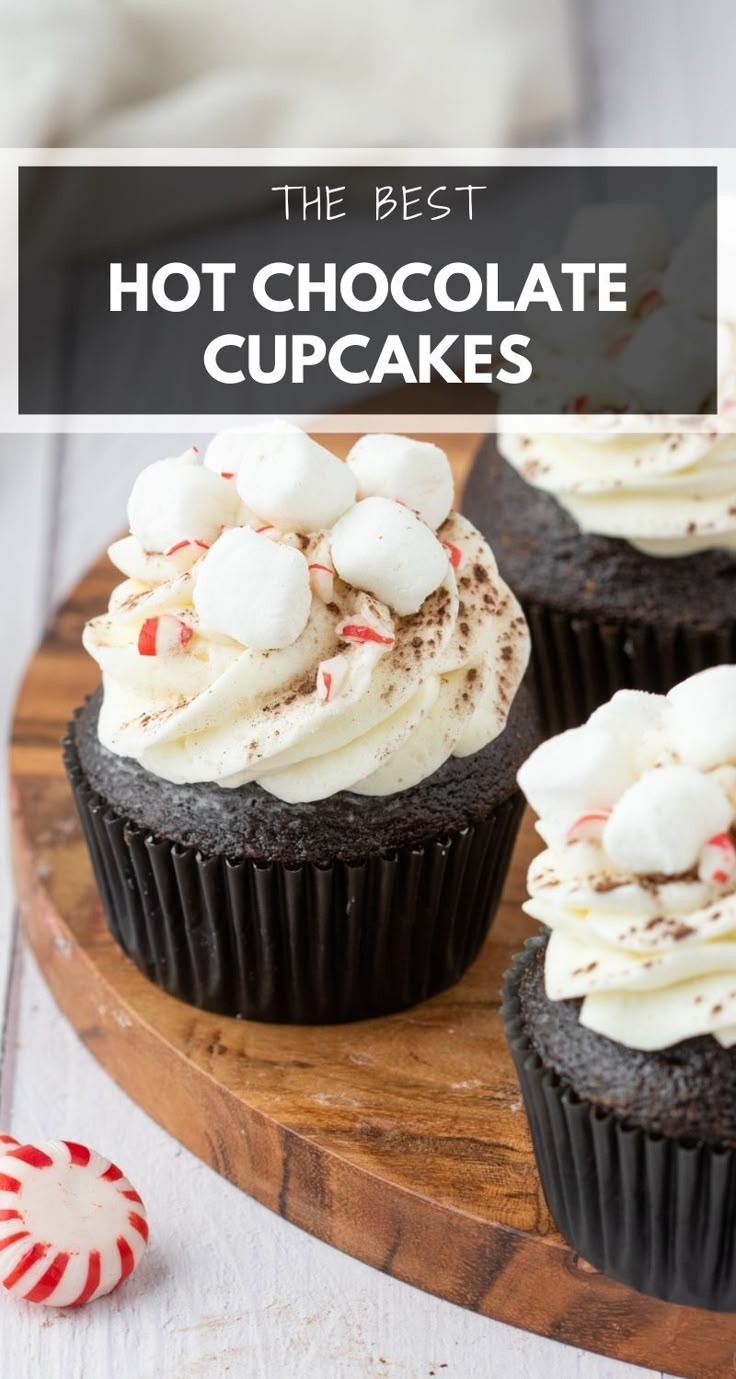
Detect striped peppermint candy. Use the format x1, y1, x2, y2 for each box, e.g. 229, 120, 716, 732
0, 1139, 148, 1306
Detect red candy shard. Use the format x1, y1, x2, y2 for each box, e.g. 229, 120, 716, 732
566, 809, 611, 843
700, 831, 736, 883
636, 286, 662, 316
606, 333, 632, 359
137, 618, 159, 656
442, 541, 463, 569
165, 538, 210, 557
337, 621, 394, 646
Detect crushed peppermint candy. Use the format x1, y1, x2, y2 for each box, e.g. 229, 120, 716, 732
308, 560, 335, 604
316, 654, 349, 703
138, 615, 194, 656
566, 809, 612, 843
442, 540, 463, 569
698, 832, 736, 886
336, 615, 395, 647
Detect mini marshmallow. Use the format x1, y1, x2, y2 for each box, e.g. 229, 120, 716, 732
346, 434, 454, 529
205, 420, 300, 477
216, 426, 355, 533
194, 527, 311, 650
660, 199, 716, 318
561, 202, 670, 281
603, 764, 733, 876
613, 305, 715, 413
667, 666, 736, 771
517, 722, 636, 847
589, 689, 670, 774
128, 451, 239, 553
330, 497, 448, 617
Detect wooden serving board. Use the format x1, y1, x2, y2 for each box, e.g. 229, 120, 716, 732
9, 434, 736, 1379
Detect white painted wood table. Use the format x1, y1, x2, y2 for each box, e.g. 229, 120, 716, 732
0, 435, 685, 1379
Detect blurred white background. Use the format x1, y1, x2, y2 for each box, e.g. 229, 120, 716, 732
1, 0, 736, 149
0, 0, 576, 146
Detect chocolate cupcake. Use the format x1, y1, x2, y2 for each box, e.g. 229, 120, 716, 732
463, 199, 733, 734
464, 429, 736, 736
503, 667, 736, 1308
67, 424, 536, 1023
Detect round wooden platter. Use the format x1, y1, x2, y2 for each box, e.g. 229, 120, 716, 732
8, 433, 735, 1379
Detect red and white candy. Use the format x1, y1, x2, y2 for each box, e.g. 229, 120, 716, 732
222, 424, 355, 533
307, 535, 335, 604
331, 496, 448, 617
566, 809, 611, 844
699, 832, 736, 886
346, 435, 454, 530
127, 451, 239, 554
137, 615, 194, 656
336, 605, 395, 647
0, 1138, 147, 1307
442, 540, 464, 570
316, 654, 349, 703
164, 538, 210, 572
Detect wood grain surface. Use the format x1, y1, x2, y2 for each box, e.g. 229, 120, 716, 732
8, 433, 736, 1378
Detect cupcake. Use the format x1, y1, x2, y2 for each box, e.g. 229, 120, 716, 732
465, 426, 736, 735
66, 424, 536, 1023
503, 666, 736, 1308
465, 197, 734, 734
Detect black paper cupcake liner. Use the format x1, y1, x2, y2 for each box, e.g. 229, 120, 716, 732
524, 599, 736, 736
502, 936, 736, 1310
63, 724, 524, 1024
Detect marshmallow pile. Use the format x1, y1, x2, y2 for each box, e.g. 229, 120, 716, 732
519, 666, 736, 882
501, 197, 728, 416
520, 667, 736, 1052
86, 422, 530, 802
122, 423, 456, 653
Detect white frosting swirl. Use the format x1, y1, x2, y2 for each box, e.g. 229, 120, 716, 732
497, 197, 736, 557
83, 432, 529, 803
518, 668, 736, 1051
498, 425, 736, 556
